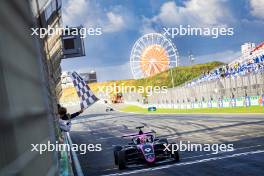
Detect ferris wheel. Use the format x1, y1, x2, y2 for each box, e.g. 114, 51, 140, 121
130, 33, 179, 79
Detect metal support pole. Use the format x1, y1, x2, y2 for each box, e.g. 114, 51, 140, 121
66, 132, 84, 176
170, 66, 175, 88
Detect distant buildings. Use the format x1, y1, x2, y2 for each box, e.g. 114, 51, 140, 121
241, 42, 256, 56
80, 70, 97, 83
61, 71, 97, 88
61, 72, 73, 88
230, 42, 264, 66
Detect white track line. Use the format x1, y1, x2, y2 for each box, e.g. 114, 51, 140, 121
101, 150, 264, 176
182, 144, 263, 160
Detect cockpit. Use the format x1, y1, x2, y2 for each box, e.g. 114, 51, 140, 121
132, 134, 154, 145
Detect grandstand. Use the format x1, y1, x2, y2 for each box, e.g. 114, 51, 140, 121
124, 41, 264, 109
186, 42, 264, 87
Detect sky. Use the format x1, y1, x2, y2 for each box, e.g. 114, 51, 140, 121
60, 0, 264, 82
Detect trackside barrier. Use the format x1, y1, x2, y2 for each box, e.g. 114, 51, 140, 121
140, 95, 263, 109
60, 132, 73, 176
145, 72, 264, 106
123, 101, 148, 108
65, 132, 84, 176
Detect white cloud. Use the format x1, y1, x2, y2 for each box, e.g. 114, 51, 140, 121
148, 0, 233, 28
103, 12, 125, 32
140, 17, 157, 35
249, 0, 264, 20
63, 0, 88, 25
62, 0, 127, 33
77, 62, 132, 82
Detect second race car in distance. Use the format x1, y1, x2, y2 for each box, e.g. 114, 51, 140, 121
106, 106, 114, 112
113, 126, 179, 170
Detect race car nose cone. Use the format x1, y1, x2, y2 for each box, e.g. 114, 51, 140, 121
146, 154, 155, 163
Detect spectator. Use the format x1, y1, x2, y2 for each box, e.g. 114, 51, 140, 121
186, 54, 264, 87
58, 107, 83, 120
58, 106, 83, 132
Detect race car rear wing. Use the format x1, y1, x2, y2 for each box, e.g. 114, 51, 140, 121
122, 131, 156, 138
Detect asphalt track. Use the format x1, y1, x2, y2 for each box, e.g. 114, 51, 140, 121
69, 102, 264, 176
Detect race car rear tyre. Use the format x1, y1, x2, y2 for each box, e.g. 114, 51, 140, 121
114, 146, 122, 165
172, 151, 180, 162
118, 150, 126, 170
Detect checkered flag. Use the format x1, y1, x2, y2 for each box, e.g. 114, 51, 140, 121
71, 71, 98, 109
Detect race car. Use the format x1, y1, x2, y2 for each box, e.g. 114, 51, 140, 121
148, 106, 157, 111
106, 106, 114, 112
113, 126, 179, 170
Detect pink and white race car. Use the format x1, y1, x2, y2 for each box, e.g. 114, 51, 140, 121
113, 126, 179, 170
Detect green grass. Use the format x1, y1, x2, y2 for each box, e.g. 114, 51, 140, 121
61, 61, 223, 102
133, 61, 224, 89
121, 105, 264, 114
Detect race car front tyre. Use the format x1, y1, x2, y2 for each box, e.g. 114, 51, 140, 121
114, 146, 122, 165
172, 151, 180, 162
118, 150, 126, 170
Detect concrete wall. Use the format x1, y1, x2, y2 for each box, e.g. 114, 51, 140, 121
124, 72, 264, 108
0, 0, 60, 175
